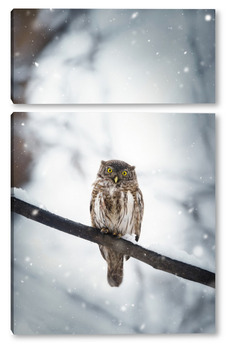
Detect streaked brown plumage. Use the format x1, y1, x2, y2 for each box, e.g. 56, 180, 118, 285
90, 160, 144, 287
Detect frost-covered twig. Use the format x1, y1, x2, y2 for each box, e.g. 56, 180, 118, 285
11, 196, 215, 288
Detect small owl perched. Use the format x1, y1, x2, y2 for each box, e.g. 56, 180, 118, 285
90, 160, 144, 287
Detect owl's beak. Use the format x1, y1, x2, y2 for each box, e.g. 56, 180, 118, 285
114, 176, 119, 183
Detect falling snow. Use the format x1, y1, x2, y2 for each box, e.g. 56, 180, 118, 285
205, 14, 212, 22
193, 246, 204, 257
11, 9, 215, 335
12, 9, 215, 104
131, 12, 139, 19
12, 112, 215, 335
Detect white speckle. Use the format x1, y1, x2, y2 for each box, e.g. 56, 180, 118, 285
21, 122, 25, 126
203, 234, 208, 240
156, 52, 159, 56
34, 62, 39, 67
193, 246, 204, 257
188, 207, 194, 214
31, 209, 39, 216
205, 14, 212, 22
178, 210, 182, 215
109, 17, 116, 23
147, 39, 151, 42
120, 305, 127, 312
131, 12, 138, 19
25, 257, 30, 262
184, 51, 187, 55
58, 264, 62, 268
183, 66, 189, 73
140, 323, 145, 330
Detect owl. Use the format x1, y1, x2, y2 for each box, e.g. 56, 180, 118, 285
90, 160, 144, 287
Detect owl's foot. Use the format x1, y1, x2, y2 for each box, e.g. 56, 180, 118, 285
113, 232, 123, 238
101, 227, 109, 234
101, 228, 122, 238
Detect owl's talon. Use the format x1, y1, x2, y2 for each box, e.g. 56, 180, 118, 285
101, 228, 109, 234
112, 232, 118, 236
112, 232, 122, 238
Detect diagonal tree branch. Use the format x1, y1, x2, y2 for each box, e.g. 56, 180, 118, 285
11, 196, 215, 288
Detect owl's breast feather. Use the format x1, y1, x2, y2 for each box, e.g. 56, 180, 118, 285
93, 187, 135, 235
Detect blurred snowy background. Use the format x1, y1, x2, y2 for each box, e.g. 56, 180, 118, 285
11, 112, 215, 334
11, 9, 215, 103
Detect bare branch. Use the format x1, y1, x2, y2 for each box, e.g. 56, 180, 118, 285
11, 196, 215, 288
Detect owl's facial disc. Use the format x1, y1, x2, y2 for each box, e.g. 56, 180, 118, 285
100, 160, 136, 185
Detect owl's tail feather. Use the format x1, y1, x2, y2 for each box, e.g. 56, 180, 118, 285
99, 245, 124, 287
107, 254, 124, 287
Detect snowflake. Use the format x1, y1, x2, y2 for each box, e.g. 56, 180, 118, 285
120, 305, 127, 312
205, 14, 212, 22
131, 12, 138, 19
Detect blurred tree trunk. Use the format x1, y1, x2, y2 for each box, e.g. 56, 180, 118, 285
11, 113, 32, 187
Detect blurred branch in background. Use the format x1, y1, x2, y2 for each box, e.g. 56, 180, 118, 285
12, 196, 215, 289
11, 9, 215, 104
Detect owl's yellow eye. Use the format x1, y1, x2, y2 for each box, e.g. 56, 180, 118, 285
122, 171, 128, 176
107, 167, 112, 173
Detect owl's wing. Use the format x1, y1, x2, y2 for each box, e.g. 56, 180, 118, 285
90, 184, 101, 228
89, 198, 94, 225
134, 188, 144, 242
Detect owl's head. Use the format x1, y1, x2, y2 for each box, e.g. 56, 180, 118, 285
98, 159, 137, 185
